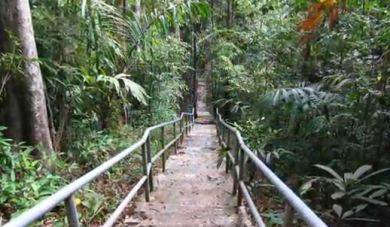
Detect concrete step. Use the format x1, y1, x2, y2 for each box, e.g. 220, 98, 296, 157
125, 202, 238, 226
134, 202, 235, 213
117, 123, 246, 227
195, 116, 214, 124
123, 219, 238, 227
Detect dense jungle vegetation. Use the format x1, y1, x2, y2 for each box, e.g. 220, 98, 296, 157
0, 0, 389, 226
211, 0, 390, 226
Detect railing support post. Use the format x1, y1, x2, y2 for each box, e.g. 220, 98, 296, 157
142, 144, 150, 202
180, 118, 184, 143
161, 126, 166, 172
237, 148, 244, 207
217, 121, 221, 145
227, 129, 231, 147
233, 138, 239, 195
184, 116, 187, 135
225, 152, 230, 174
173, 122, 177, 154
225, 130, 231, 173
65, 195, 80, 227
146, 136, 154, 191
186, 115, 189, 135
221, 124, 225, 142
192, 112, 195, 128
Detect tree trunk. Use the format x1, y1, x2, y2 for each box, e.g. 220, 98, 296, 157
205, 0, 214, 91
123, 0, 128, 14
174, 20, 180, 39
226, 0, 234, 28
208, 0, 215, 99
0, 0, 53, 156
134, 0, 141, 18
192, 24, 198, 118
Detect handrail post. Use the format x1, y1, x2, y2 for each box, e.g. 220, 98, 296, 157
186, 115, 189, 135
146, 135, 154, 191
233, 138, 239, 195
184, 116, 187, 135
65, 195, 80, 227
227, 129, 231, 147
221, 124, 225, 143
173, 122, 177, 154
161, 126, 166, 172
141, 143, 150, 202
188, 115, 190, 133
192, 111, 195, 127
217, 121, 221, 145
237, 147, 244, 207
180, 118, 184, 143
188, 114, 191, 132
225, 130, 231, 174
225, 153, 230, 173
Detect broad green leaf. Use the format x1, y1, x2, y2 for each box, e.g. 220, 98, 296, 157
359, 168, 390, 183
333, 204, 343, 217
353, 165, 372, 179
354, 196, 388, 206
331, 191, 345, 200
300, 178, 317, 195
315, 164, 343, 182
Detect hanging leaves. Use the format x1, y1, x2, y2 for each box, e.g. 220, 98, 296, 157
298, 3, 325, 32
298, 0, 344, 44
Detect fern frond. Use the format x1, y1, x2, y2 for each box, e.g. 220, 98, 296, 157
264, 85, 337, 109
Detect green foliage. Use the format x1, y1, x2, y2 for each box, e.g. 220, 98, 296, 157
262, 210, 284, 226
211, 0, 390, 225
96, 73, 148, 105
78, 190, 105, 223
301, 164, 390, 224
0, 127, 63, 219
1, 0, 210, 224
1, 0, 388, 225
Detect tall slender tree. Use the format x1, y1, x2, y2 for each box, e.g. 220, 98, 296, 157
0, 0, 53, 156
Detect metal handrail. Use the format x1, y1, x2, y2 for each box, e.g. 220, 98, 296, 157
215, 108, 327, 227
4, 110, 195, 227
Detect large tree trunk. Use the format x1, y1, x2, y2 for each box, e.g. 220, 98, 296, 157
0, 0, 53, 156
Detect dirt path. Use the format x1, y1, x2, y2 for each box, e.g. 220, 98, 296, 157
122, 79, 239, 226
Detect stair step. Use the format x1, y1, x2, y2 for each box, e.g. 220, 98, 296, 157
118, 122, 242, 226
154, 173, 230, 185
123, 218, 238, 227
133, 202, 236, 213
126, 202, 238, 226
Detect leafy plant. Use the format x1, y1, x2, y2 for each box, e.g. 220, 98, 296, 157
0, 127, 63, 220
302, 164, 390, 224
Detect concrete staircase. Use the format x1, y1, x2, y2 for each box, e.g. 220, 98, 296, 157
122, 124, 243, 226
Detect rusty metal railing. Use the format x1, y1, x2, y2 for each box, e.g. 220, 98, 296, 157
215, 108, 327, 227
4, 110, 195, 227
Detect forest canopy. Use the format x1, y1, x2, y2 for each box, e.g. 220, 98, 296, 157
0, 0, 389, 226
